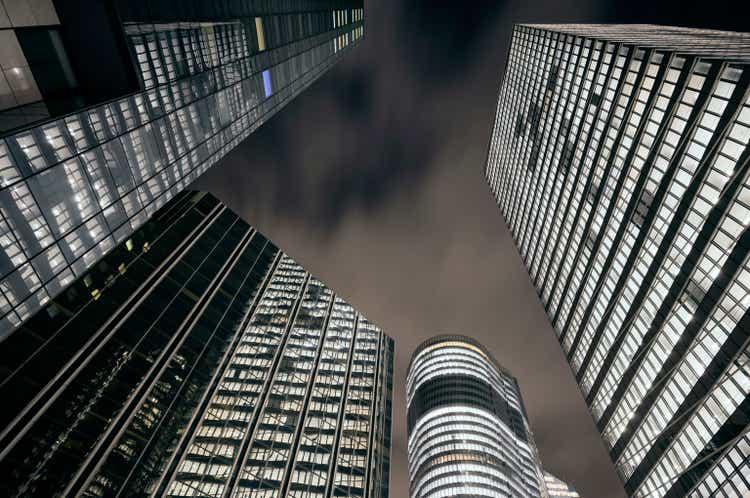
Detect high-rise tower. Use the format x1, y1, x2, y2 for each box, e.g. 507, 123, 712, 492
543, 471, 580, 498
406, 335, 546, 498
0, 0, 364, 337
0, 191, 393, 498
486, 24, 750, 497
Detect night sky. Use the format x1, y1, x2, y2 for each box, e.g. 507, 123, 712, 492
195, 1, 746, 496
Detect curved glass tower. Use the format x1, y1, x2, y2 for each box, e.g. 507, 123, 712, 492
406, 335, 546, 498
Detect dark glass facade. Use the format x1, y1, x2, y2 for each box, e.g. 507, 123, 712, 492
0, 0, 364, 338
0, 191, 393, 498
486, 24, 750, 497
406, 335, 546, 498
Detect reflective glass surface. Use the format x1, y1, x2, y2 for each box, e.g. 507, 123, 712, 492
0, 191, 393, 498
0, 3, 365, 339
486, 24, 750, 497
406, 336, 546, 498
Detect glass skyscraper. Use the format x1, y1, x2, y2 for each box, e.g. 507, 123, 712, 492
0, 190, 393, 498
486, 24, 750, 497
543, 471, 580, 498
406, 335, 546, 498
0, 0, 364, 337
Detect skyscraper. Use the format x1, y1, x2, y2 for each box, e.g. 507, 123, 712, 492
0, 190, 393, 498
486, 24, 750, 497
0, 0, 364, 337
543, 471, 580, 498
406, 335, 546, 498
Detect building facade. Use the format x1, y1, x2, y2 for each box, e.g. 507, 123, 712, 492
543, 471, 580, 498
0, 191, 393, 498
0, 0, 364, 337
406, 335, 546, 498
485, 24, 750, 497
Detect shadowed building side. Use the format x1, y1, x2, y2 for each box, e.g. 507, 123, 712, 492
0, 0, 365, 340
0, 191, 393, 498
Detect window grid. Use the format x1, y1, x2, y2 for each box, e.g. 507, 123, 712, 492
485, 24, 750, 496
0, 9, 364, 339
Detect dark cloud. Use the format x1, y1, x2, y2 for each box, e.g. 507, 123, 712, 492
334, 66, 374, 118
195, 1, 744, 497
398, 0, 508, 79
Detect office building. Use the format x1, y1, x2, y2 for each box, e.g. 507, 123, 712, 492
543, 471, 580, 498
0, 190, 393, 498
0, 0, 364, 337
485, 24, 750, 497
407, 335, 546, 498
